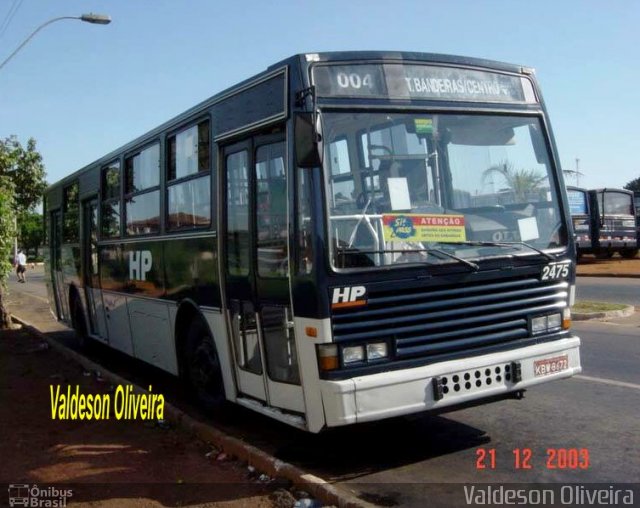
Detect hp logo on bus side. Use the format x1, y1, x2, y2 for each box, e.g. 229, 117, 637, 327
129, 250, 152, 281
331, 286, 367, 309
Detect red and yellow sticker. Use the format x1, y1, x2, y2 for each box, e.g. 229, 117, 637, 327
382, 214, 466, 243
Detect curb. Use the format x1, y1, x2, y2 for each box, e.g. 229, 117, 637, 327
10, 314, 371, 508
572, 304, 635, 321
576, 273, 640, 279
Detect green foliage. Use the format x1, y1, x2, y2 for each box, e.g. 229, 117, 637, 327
623, 177, 640, 193
0, 176, 16, 287
482, 161, 546, 201
18, 211, 44, 256
0, 136, 47, 290
0, 136, 47, 212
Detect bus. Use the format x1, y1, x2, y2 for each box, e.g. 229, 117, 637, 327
44, 51, 582, 433
587, 188, 638, 259
634, 191, 640, 236
566, 186, 591, 259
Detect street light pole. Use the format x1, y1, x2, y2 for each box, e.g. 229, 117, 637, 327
0, 13, 111, 72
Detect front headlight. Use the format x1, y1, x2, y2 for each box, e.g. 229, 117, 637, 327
343, 345, 365, 364
367, 342, 388, 360
531, 316, 548, 334
531, 313, 562, 334
547, 313, 562, 331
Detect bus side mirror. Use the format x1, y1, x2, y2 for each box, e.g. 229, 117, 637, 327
295, 113, 323, 168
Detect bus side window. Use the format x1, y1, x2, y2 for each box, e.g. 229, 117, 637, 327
226, 150, 250, 275
256, 142, 288, 277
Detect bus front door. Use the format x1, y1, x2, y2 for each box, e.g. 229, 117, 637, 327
222, 138, 304, 415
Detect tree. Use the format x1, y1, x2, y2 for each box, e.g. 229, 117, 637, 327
0, 136, 47, 327
19, 212, 44, 259
623, 176, 640, 193
0, 177, 16, 327
482, 161, 546, 201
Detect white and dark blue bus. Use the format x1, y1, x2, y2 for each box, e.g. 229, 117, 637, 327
587, 188, 638, 259
44, 52, 582, 432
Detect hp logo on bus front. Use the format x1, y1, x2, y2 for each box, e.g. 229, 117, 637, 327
129, 250, 152, 281
331, 286, 367, 309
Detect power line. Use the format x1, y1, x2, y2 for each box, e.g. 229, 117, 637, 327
0, 0, 25, 40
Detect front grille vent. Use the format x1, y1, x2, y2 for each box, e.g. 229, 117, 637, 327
331, 277, 568, 360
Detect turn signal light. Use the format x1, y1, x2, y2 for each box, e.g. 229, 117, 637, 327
318, 344, 338, 371
562, 308, 571, 330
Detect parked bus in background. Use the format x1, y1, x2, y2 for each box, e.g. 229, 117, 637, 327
43, 51, 581, 433
634, 191, 640, 236
587, 188, 638, 259
566, 186, 591, 259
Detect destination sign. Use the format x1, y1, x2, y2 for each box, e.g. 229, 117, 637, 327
313, 63, 537, 104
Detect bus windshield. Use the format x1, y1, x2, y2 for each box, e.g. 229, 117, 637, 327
598, 191, 634, 216
322, 112, 566, 269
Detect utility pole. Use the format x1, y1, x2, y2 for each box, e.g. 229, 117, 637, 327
575, 158, 580, 187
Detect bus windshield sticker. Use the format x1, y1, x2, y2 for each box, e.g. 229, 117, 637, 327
388, 178, 412, 211
517, 217, 540, 242
313, 63, 535, 103
414, 118, 433, 134
382, 214, 467, 243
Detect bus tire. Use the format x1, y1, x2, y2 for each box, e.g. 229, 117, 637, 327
185, 318, 225, 412
71, 296, 89, 349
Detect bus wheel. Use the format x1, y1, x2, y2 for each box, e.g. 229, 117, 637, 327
185, 319, 225, 412
621, 248, 639, 259
71, 297, 89, 349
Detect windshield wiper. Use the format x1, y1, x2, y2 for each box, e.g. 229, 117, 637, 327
336, 247, 479, 271
437, 241, 555, 260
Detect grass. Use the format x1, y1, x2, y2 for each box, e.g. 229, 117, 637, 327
572, 301, 628, 313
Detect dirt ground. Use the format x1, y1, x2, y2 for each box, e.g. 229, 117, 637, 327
0, 327, 287, 507
576, 254, 640, 277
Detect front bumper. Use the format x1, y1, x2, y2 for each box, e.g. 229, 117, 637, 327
320, 336, 581, 427
598, 237, 637, 249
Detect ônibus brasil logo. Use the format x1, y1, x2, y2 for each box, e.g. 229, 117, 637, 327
8, 484, 73, 507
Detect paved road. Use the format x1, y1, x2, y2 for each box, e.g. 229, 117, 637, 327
576, 276, 640, 306
7, 265, 48, 299
7, 269, 640, 506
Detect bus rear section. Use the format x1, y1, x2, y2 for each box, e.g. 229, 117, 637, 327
588, 188, 638, 258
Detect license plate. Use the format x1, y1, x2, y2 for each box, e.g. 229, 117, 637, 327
534, 354, 569, 377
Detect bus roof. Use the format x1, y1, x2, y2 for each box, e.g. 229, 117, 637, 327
276, 50, 531, 75
590, 188, 634, 195
47, 51, 534, 192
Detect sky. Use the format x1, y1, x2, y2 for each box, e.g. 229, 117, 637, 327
0, 0, 638, 191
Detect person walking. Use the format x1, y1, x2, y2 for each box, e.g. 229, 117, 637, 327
15, 249, 27, 283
